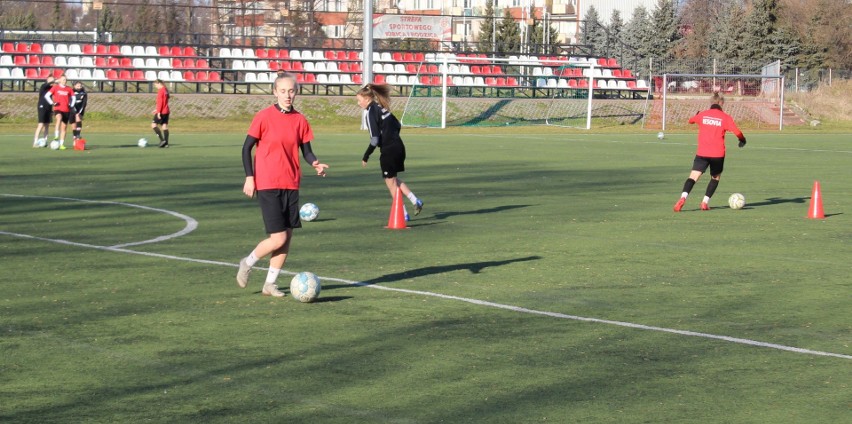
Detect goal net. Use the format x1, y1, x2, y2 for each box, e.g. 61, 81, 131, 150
399, 55, 604, 129
645, 69, 785, 131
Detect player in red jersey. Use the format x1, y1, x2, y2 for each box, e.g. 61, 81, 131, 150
151, 79, 171, 148
673, 92, 746, 212
235, 73, 329, 297
45, 75, 76, 150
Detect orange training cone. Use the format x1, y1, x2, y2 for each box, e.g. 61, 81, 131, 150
386, 187, 408, 229
807, 180, 825, 219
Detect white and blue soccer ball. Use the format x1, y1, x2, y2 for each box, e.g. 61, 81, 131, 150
138, 138, 148, 148
728, 193, 746, 210
290, 271, 321, 303
49, 140, 60, 150
657, 131, 665, 139
36, 137, 47, 148
299, 202, 319, 222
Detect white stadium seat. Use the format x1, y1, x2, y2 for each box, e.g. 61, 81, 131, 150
120, 45, 133, 55
55, 44, 68, 54
65, 69, 79, 79
145, 58, 158, 68
78, 69, 93, 80
0, 68, 11, 79
145, 46, 158, 56
81, 57, 94, 67
54, 56, 68, 67
132, 58, 145, 68
133, 45, 145, 56
42, 44, 56, 54
219, 47, 231, 58
68, 44, 82, 55
245, 72, 257, 82
158, 58, 171, 68
67, 57, 81, 67
145, 70, 158, 80
11, 68, 24, 78
92, 69, 106, 80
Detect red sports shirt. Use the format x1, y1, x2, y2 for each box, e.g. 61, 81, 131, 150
156, 86, 170, 114
688, 105, 743, 158
247, 105, 314, 190
47, 84, 74, 113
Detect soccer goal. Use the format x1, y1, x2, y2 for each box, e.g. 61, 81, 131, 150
399, 55, 599, 129
646, 70, 786, 131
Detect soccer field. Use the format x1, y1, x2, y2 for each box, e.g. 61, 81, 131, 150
1, 128, 850, 423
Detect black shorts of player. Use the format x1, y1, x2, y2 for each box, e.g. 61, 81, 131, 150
692, 155, 725, 176
153, 113, 170, 125
379, 145, 406, 179
37, 104, 52, 124
54, 111, 71, 124
257, 189, 302, 234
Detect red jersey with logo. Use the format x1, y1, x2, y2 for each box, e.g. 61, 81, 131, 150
247, 106, 314, 190
688, 105, 743, 158
156, 86, 170, 114
47, 84, 74, 113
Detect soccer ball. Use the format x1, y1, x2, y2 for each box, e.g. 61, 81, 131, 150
138, 138, 148, 148
299, 203, 319, 222
728, 193, 746, 210
657, 132, 665, 139
49, 140, 60, 150
36, 138, 47, 148
290, 272, 321, 303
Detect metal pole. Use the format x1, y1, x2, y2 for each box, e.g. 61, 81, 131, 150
363, 0, 373, 85
586, 63, 594, 130
662, 74, 667, 132
780, 76, 785, 131
441, 55, 448, 129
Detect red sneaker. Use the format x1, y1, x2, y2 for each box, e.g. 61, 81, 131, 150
673, 197, 686, 212
700, 202, 710, 211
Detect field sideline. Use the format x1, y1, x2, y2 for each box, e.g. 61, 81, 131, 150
1, 127, 850, 423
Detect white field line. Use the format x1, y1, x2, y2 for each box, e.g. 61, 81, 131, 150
2, 194, 850, 360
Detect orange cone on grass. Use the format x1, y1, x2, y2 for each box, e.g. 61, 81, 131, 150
386, 187, 408, 229
807, 180, 825, 219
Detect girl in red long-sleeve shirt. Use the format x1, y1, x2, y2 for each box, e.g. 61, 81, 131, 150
673, 92, 747, 212
151, 79, 171, 148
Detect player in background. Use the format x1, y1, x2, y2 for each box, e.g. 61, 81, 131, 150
357, 83, 424, 221
151, 79, 171, 148
45, 75, 75, 150
673, 92, 746, 212
71, 81, 88, 141
33, 75, 55, 147
236, 73, 329, 297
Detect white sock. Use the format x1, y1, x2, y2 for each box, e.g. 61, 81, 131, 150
681, 192, 689, 199
702, 196, 711, 204
406, 192, 419, 205
265, 268, 281, 284
245, 252, 259, 267
54, 130, 59, 139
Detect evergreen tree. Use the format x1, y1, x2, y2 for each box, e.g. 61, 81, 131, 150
648, 0, 680, 59
622, 5, 653, 73
607, 9, 624, 59
98, 5, 123, 34
710, 0, 748, 72
741, 0, 780, 65
529, 17, 559, 55
580, 5, 606, 55
477, 0, 497, 54
1, 10, 37, 30
495, 9, 521, 54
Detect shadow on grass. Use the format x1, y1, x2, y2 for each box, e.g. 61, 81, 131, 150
325, 255, 542, 289
744, 196, 809, 208
433, 204, 532, 220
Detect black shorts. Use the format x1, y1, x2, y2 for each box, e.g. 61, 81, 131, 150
153, 113, 170, 125
54, 111, 72, 124
379, 145, 406, 179
37, 105, 52, 124
692, 155, 725, 176
257, 189, 302, 234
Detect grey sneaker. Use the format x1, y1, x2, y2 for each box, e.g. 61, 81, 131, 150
262, 283, 285, 297
236, 258, 252, 288
413, 199, 424, 216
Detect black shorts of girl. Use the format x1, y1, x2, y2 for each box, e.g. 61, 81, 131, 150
153, 113, 170, 125
257, 189, 302, 234
691, 155, 725, 176
379, 144, 406, 179
38, 105, 53, 124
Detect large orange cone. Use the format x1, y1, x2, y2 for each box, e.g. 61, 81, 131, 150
807, 181, 825, 219
386, 187, 408, 229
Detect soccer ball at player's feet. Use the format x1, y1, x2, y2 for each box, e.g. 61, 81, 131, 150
138, 138, 148, 148
290, 272, 321, 303
657, 132, 665, 139
728, 193, 746, 210
49, 140, 60, 150
299, 203, 320, 222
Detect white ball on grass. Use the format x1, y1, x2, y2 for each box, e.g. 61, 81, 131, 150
728, 193, 746, 210
290, 272, 321, 303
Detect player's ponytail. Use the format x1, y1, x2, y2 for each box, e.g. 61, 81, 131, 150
711, 92, 725, 107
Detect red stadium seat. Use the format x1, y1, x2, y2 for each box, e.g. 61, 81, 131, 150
172, 58, 183, 68
506, 77, 519, 86
106, 70, 119, 80
492, 65, 503, 75
14, 56, 26, 66
373, 74, 385, 84
279, 61, 292, 71
267, 49, 278, 59
350, 63, 361, 72
405, 64, 416, 74
627, 80, 637, 89
108, 45, 120, 55
183, 46, 196, 57
183, 71, 195, 81
95, 57, 106, 67
26, 68, 39, 79
120, 57, 132, 67
196, 59, 209, 69
296, 73, 305, 83
2, 42, 14, 52
607, 58, 618, 68
28, 56, 40, 66
38, 69, 51, 78
170, 46, 182, 57
304, 73, 316, 83
291, 61, 303, 71
95, 44, 108, 55
568, 79, 578, 88
29, 43, 42, 53
623, 69, 633, 78
278, 50, 289, 60
16, 43, 29, 53
208, 71, 221, 81
485, 77, 497, 86
268, 61, 280, 71
325, 50, 336, 60
471, 65, 481, 74
612, 69, 623, 78
336, 51, 347, 61
347, 51, 359, 61
158, 46, 170, 56
597, 57, 607, 67
353, 74, 363, 84
108, 58, 119, 67
427, 64, 439, 74
195, 71, 208, 82
392, 52, 403, 62
41, 56, 54, 66
255, 48, 268, 59
414, 52, 425, 62
403, 52, 414, 62
82, 44, 95, 54
339, 62, 350, 72
52, 68, 63, 78
118, 70, 132, 80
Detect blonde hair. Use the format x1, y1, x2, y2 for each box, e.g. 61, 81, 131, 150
357, 83, 392, 111
274, 72, 298, 89
711, 92, 725, 105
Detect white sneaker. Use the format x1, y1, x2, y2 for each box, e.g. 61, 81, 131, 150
236, 258, 252, 288
262, 283, 285, 297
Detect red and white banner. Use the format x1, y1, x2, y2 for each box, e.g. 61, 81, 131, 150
372, 14, 451, 40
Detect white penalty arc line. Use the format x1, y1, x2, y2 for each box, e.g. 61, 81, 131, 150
1, 193, 197, 248
2, 197, 850, 361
